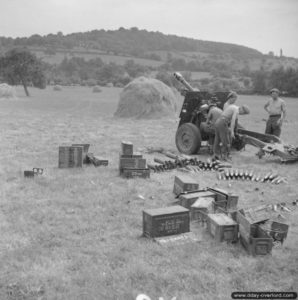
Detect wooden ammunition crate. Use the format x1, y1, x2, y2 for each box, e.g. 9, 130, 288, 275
227, 193, 238, 210
207, 213, 239, 242
58, 146, 83, 168
72, 144, 90, 163
207, 187, 228, 202
173, 175, 199, 196
191, 197, 213, 222
120, 152, 143, 159
212, 200, 227, 211
24, 170, 34, 178
243, 205, 272, 224
121, 141, 133, 155
143, 206, 190, 238
214, 206, 238, 221
119, 157, 147, 172
237, 207, 271, 236
240, 225, 273, 256
237, 210, 258, 236
122, 168, 150, 179
179, 191, 215, 209
92, 156, 109, 167
259, 220, 289, 243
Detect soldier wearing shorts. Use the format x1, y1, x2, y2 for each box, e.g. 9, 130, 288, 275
264, 88, 286, 137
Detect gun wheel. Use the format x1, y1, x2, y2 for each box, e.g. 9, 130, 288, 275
175, 123, 201, 154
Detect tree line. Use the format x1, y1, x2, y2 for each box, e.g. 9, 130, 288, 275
1, 48, 298, 97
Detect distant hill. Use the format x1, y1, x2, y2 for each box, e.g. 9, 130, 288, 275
0, 27, 262, 60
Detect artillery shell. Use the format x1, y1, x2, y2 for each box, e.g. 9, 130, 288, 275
178, 167, 190, 173
229, 169, 234, 179
241, 171, 246, 180
275, 177, 282, 184
281, 206, 291, 212
222, 172, 227, 180
217, 172, 222, 180
234, 169, 239, 179
277, 177, 287, 184
271, 176, 280, 184
263, 172, 272, 182
268, 173, 279, 181
244, 171, 249, 180
248, 171, 254, 180
192, 166, 200, 173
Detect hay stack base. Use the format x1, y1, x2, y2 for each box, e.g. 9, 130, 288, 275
92, 86, 102, 93
114, 77, 177, 119
0, 83, 17, 99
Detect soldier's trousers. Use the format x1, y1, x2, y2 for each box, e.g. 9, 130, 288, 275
214, 116, 230, 158
265, 115, 282, 137
200, 122, 215, 145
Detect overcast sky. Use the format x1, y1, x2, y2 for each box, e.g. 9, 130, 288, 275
0, 0, 297, 57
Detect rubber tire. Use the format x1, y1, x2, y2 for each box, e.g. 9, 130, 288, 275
175, 123, 201, 154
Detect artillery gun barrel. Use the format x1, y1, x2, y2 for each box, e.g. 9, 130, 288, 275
173, 72, 199, 92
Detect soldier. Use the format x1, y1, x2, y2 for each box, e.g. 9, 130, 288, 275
264, 88, 287, 137
201, 104, 223, 150
213, 104, 250, 161
223, 91, 237, 111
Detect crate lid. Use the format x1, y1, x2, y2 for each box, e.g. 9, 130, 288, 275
123, 167, 149, 171
207, 187, 228, 196
191, 197, 214, 208
208, 213, 237, 225
243, 206, 271, 224
179, 191, 215, 200
143, 205, 189, 216
121, 141, 133, 145
174, 174, 198, 184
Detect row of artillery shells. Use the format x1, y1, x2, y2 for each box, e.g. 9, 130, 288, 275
217, 170, 287, 184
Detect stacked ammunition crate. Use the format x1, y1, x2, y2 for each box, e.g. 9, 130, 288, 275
237, 208, 274, 256
207, 213, 239, 243
207, 187, 238, 215
58, 145, 84, 168
173, 175, 199, 196
190, 197, 214, 223
119, 141, 150, 179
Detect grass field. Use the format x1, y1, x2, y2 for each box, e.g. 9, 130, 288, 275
0, 86, 298, 300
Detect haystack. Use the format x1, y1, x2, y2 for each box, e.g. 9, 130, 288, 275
0, 83, 17, 99
92, 85, 102, 93
114, 77, 177, 119
53, 85, 62, 91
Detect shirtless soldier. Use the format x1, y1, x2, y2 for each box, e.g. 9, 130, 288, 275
264, 88, 286, 137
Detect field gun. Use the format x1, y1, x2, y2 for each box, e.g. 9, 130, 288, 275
173, 72, 298, 162
173, 72, 235, 154
173, 72, 199, 92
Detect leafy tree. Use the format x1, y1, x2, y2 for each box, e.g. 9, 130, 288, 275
252, 69, 267, 94
0, 48, 46, 96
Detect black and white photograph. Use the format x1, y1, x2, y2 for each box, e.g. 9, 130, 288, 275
0, 0, 297, 299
